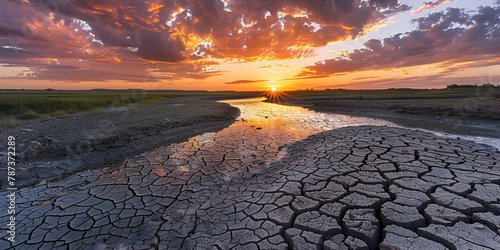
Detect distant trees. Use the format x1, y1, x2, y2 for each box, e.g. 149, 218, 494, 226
446, 83, 499, 89
295, 88, 347, 91
292, 84, 499, 92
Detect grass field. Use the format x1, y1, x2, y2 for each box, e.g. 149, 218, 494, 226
0, 89, 258, 119
284, 86, 500, 97
1, 87, 498, 120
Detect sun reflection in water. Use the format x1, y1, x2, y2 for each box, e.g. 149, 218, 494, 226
134, 98, 399, 183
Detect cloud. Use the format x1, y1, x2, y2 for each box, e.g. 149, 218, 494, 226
282, 75, 332, 81
0, 46, 38, 59
411, 0, 454, 14
225, 79, 268, 85
0, 0, 409, 82
353, 76, 378, 80
299, 5, 500, 77
370, 0, 399, 8
138, 31, 186, 62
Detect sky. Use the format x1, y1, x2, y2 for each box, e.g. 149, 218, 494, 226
0, 0, 499, 91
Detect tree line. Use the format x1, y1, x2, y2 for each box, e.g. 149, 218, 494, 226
446, 83, 499, 89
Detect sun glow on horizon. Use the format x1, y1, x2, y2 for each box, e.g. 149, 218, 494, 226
263, 88, 290, 103
0, 1, 496, 91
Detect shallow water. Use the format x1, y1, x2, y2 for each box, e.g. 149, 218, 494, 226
156, 97, 499, 178
99, 97, 396, 184
216, 98, 396, 161
409, 128, 500, 151
111, 98, 395, 183
227, 98, 500, 151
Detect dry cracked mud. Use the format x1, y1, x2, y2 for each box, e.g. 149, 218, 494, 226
1, 124, 499, 249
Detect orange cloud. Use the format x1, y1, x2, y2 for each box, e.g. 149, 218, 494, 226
0, 0, 409, 83
225, 79, 268, 84
299, 6, 500, 77
411, 0, 454, 14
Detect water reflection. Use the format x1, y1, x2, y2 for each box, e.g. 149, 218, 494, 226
143, 98, 397, 181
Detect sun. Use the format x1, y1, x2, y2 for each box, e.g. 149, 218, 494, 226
262, 87, 291, 103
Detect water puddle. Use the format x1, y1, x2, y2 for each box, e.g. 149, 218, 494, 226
407, 128, 500, 151
136, 98, 397, 180
148, 97, 498, 181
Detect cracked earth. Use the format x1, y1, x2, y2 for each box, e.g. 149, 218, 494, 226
1, 98, 499, 249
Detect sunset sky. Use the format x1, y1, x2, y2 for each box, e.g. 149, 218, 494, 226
1, 0, 499, 91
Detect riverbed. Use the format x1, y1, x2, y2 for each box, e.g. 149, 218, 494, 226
222, 98, 500, 151
1, 97, 499, 249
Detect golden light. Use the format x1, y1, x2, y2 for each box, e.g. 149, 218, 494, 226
262, 87, 291, 103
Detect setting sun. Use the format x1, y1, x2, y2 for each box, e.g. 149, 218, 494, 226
272, 87, 276, 92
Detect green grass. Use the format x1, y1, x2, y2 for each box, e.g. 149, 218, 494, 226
0, 90, 259, 118
1, 118, 21, 128
40, 114, 51, 121
5, 88, 493, 119
137, 97, 168, 104
16, 111, 41, 120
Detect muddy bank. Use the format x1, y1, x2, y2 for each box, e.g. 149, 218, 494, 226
0, 98, 239, 188
278, 95, 500, 139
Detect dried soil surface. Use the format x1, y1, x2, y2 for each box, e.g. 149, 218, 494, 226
0, 97, 239, 188
1, 126, 499, 249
